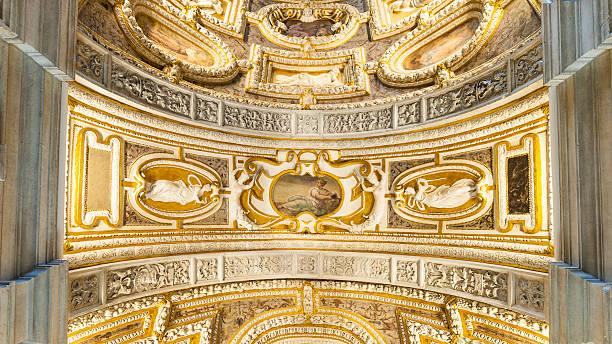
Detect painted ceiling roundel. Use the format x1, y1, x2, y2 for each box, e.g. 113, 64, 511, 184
77, 0, 541, 110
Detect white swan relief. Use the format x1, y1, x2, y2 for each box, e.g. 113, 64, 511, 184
403, 177, 477, 211
145, 174, 215, 205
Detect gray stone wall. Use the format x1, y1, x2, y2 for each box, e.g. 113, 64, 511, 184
0, 1, 77, 343
545, 0, 612, 342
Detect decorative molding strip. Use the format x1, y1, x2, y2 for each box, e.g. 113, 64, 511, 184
105, 260, 190, 301
67, 251, 548, 319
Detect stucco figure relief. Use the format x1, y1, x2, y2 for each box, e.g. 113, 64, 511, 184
350, 168, 385, 233
392, 161, 493, 223
230, 168, 261, 230
275, 67, 343, 87
403, 177, 477, 210
145, 174, 218, 205
127, 156, 223, 221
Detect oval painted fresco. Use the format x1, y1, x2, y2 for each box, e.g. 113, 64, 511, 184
393, 163, 491, 221
135, 14, 215, 67
136, 159, 221, 219
272, 174, 342, 217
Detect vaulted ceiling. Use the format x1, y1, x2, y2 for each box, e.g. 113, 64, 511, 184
66, 0, 548, 342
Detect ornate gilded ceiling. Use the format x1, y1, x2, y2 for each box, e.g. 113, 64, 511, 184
77, 0, 541, 109
68, 0, 548, 343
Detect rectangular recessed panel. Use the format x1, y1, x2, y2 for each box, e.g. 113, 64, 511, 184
507, 154, 530, 214
85, 148, 112, 212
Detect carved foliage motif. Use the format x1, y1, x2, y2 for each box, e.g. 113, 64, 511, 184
195, 97, 219, 123
425, 262, 508, 300
296, 113, 319, 134
297, 255, 317, 274
517, 278, 545, 312
185, 154, 230, 187
397, 102, 421, 127
196, 258, 219, 281
111, 64, 191, 117
70, 275, 99, 311
515, 44, 543, 87
396, 260, 418, 283
76, 39, 105, 84
223, 105, 291, 133
106, 261, 190, 300
323, 256, 390, 280
427, 70, 507, 119
324, 108, 392, 133
224, 255, 293, 278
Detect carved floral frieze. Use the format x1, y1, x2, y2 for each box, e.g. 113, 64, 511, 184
67, 279, 550, 344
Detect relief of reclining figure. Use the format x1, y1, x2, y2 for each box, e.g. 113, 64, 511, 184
275, 67, 343, 87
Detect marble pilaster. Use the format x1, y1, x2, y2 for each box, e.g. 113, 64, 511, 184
545, 1, 612, 341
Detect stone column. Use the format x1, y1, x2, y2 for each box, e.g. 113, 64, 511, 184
544, 1, 612, 342
0, 1, 77, 343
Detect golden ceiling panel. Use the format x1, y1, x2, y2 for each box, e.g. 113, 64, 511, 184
377, 0, 504, 87
62, 83, 552, 272
72, 128, 123, 229
245, 2, 369, 51
234, 150, 380, 233
77, 0, 541, 108
244, 45, 369, 104
114, 0, 240, 83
